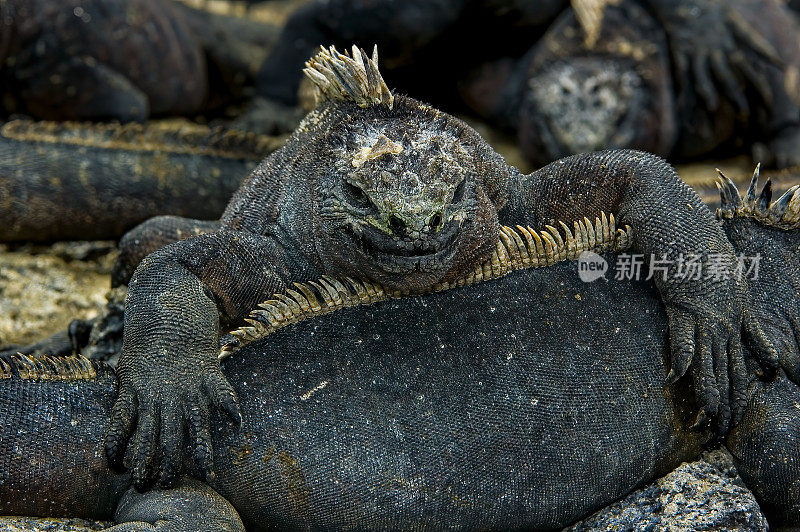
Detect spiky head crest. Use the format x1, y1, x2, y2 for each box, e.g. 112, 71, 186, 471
303, 45, 394, 109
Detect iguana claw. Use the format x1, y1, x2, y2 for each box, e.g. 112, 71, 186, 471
665, 292, 777, 435
105, 361, 241, 491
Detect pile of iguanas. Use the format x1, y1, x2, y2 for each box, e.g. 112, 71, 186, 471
1, 45, 800, 530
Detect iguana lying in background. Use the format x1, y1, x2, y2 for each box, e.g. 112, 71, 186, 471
0, 0, 281, 121
1, 175, 798, 529
0, 120, 283, 241
104, 45, 778, 491
465, 0, 800, 168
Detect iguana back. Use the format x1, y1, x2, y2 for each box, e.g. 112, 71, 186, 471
208, 257, 702, 529
0, 245, 705, 529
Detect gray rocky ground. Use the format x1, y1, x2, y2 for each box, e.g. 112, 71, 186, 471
568, 450, 768, 531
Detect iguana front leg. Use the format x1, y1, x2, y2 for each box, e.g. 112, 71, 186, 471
105, 229, 302, 490
501, 150, 778, 433
113, 216, 221, 287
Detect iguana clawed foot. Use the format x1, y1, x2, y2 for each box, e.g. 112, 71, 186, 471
662, 0, 781, 114
106, 361, 241, 490
665, 293, 778, 435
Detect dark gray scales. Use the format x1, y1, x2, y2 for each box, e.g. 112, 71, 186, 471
2, 167, 800, 528
0, 257, 704, 530
102, 45, 778, 492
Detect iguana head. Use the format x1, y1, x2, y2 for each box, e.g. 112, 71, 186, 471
521, 58, 645, 161
303, 46, 512, 292
514, 1, 676, 167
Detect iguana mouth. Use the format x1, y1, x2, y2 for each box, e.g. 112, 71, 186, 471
347, 221, 459, 264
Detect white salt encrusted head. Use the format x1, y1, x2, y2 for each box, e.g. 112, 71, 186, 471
303, 45, 394, 109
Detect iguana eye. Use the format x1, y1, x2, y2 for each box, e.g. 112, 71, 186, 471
343, 181, 374, 210
451, 179, 466, 203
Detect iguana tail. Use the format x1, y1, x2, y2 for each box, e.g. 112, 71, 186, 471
0, 120, 283, 241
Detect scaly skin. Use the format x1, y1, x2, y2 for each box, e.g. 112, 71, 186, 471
0, 263, 707, 530
1, 191, 799, 527
0, 120, 283, 242
0, 0, 281, 121
107, 46, 777, 491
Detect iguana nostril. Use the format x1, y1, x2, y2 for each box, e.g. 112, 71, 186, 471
389, 215, 406, 235
429, 213, 443, 230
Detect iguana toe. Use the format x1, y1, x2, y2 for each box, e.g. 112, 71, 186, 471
187, 400, 214, 482
688, 327, 723, 432
158, 407, 182, 489
205, 374, 242, 429
728, 336, 750, 426
131, 400, 159, 492
666, 307, 695, 384
106, 388, 137, 472
743, 310, 779, 379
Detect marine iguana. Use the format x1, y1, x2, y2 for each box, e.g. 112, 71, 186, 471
0, 0, 281, 122
1, 180, 799, 529
465, 0, 800, 168
717, 169, 800, 527
0, 120, 283, 242
257, 0, 790, 166
105, 45, 778, 491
